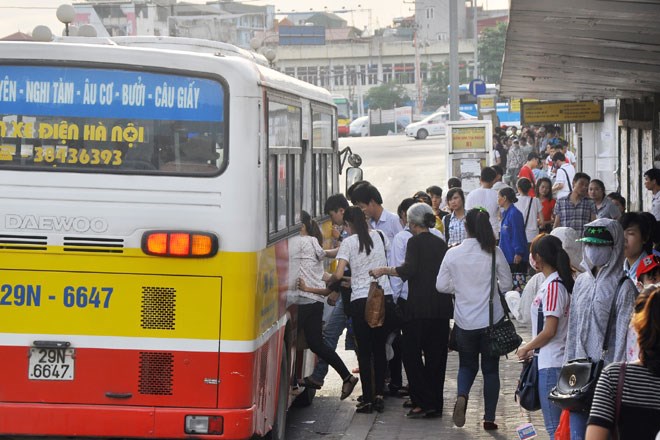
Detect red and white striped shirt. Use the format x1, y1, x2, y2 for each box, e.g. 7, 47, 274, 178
530, 272, 571, 369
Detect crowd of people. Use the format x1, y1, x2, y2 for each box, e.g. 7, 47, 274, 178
287, 127, 660, 440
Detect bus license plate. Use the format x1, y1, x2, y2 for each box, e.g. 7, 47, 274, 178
28, 347, 75, 380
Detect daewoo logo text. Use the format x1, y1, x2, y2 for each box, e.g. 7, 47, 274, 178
5, 214, 109, 233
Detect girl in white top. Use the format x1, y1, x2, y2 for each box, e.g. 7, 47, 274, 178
435, 208, 512, 431
293, 211, 359, 400
328, 206, 393, 414
514, 177, 542, 244
517, 234, 573, 438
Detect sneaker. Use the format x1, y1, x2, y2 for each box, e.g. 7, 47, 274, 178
299, 376, 322, 390
452, 395, 468, 428
340, 375, 359, 400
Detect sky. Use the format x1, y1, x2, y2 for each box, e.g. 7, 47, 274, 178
0, 0, 509, 37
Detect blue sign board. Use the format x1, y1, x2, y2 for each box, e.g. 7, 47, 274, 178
469, 79, 486, 97
0, 66, 224, 122
279, 26, 326, 46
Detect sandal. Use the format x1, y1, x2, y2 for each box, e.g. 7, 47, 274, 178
340, 375, 359, 400
299, 376, 322, 390
406, 407, 425, 419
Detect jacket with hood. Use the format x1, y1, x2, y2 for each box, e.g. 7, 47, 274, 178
564, 219, 637, 364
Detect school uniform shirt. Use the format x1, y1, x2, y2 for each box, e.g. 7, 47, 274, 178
369, 209, 403, 245
652, 190, 660, 221
465, 187, 500, 236
624, 251, 648, 285
514, 195, 542, 242
336, 230, 393, 301
554, 163, 576, 199
530, 272, 570, 369
436, 238, 513, 330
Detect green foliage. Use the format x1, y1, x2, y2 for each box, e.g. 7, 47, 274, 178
478, 21, 507, 83
365, 82, 411, 109
423, 60, 469, 112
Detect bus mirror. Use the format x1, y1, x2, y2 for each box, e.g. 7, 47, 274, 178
347, 153, 362, 168
346, 167, 363, 191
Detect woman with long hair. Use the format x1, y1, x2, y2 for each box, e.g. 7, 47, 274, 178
327, 206, 393, 414
370, 203, 451, 418
517, 234, 574, 437
436, 209, 513, 431
586, 286, 660, 439
293, 211, 359, 398
536, 177, 555, 233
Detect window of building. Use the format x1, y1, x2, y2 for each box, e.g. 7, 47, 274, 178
333, 65, 345, 86
367, 64, 378, 85
382, 64, 393, 83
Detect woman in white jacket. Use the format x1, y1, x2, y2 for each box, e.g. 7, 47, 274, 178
436, 208, 513, 431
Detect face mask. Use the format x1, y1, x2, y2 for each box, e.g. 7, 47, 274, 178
584, 245, 611, 268
529, 253, 539, 271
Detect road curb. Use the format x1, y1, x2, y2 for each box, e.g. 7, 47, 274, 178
342, 410, 376, 440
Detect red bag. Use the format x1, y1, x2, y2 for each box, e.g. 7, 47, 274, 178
555, 409, 570, 440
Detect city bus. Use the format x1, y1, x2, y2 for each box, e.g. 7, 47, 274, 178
0, 36, 342, 439
332, 94, 351, 137
449, 83, 521, 127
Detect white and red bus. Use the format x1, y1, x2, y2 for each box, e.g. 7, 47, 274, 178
0, 36, 342, 439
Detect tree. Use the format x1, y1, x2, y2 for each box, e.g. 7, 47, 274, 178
478, 21, 507, 83
423, 60, 470, 112
365, 82, 411, 109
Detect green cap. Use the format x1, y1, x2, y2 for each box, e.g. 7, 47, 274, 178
577, 226, 614, 245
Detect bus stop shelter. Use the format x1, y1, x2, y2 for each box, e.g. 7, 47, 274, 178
499, 0, 660, 212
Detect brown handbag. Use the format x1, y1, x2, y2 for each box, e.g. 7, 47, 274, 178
365, 281, 385, 328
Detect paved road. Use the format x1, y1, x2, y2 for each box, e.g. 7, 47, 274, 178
338, 134, 448, 213
286, 134, 549, 439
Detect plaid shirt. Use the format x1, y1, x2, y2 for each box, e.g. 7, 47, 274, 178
447, 212, 467, 246
553, 196, 597, 234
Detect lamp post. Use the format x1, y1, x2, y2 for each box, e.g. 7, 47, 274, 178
56, 4, 75, 37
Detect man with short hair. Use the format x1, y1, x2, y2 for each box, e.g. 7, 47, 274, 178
553, 172, 597, 233
491, 165, 510, 192
517, 152, 539, 197
351, 183, 403, 244
552, 152, 576, 199
465, 167, 500, 236
643, 168, 660, 221
506, 139, 525, 186
426, 185, 449, 232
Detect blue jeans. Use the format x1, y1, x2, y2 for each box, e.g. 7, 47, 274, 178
538, 367, 562, 437
569, 410, 588, 440
455, 325, 500, 422
310, 297, 347, 384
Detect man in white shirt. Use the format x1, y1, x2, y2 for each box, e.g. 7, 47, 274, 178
552, 152, 576, 199
491, 165, 511, 192
465, 167, 500, 237
351, 183, 403, 245
644, 168, 660, 221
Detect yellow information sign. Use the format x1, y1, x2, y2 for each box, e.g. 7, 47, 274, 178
509, 98, 539, 113
521, 101, 603, 124
478, 95, 496, 113
451, 126, 487, 152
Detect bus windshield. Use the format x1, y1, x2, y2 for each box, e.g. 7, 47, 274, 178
333, 98, 350, 120
0, 65, 226, 175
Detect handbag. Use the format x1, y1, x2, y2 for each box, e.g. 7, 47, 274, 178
548, 276, 629, 412
484, 251, 523, 357
515, 302, 544, 411
365, 280, 385, 328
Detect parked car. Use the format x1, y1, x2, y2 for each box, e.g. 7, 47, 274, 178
405, 111, 476, 140
349, 116, 369, 137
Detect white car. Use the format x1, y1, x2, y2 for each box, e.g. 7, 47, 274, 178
405, 111, 476, 140
349, 116, 369, 137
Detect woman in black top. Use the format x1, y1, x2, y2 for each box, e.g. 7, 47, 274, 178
586, 285, 660, 439
371, 203, 451, 418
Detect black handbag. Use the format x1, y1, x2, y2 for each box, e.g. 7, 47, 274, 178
515, 303, 544, 411
548, 276, 628, 412
483, 252, 523, 358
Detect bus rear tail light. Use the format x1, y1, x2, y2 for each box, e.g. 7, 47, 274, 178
184, 415, 223, 435
142, 231, 218, 257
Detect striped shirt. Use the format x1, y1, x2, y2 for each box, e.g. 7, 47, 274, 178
588, 362, 660, 437
530, 272, 570, 369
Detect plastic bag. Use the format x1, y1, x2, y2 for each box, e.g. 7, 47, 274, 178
555, 409, 570, 440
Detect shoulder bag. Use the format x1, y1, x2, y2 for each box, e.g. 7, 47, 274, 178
548, 276, 628, 412
365, 279, 385, 328
515, 301, 543, 411
483, 252, 523, 357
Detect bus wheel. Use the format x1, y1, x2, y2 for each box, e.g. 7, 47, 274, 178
293, 386, 316, 407
416, 129, 428, 140
267, 349, 289, 440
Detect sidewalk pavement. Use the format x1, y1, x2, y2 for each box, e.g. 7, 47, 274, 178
316, 319, 549, 440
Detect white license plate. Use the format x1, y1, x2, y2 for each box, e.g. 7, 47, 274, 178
28, 347, 75, 380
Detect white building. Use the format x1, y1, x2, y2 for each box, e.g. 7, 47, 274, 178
415, 0, 467, 42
